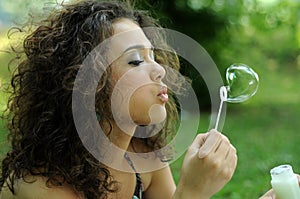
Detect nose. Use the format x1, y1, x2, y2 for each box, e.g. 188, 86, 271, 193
150, 62, 166, 82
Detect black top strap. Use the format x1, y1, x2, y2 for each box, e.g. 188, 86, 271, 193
124, 153, 144, 199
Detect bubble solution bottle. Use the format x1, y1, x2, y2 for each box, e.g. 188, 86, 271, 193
270, 164, 300, 199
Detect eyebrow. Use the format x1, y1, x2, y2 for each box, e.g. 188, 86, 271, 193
124, 45, 154, 53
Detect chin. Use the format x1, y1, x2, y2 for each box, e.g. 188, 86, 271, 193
132, 104, 167, 126
148, 104, 167, 125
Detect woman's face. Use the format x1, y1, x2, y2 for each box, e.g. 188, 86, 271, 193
109, 18, 168, 127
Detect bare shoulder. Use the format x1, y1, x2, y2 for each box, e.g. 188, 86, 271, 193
143, 166, 176, 199
0, 176, 83, 199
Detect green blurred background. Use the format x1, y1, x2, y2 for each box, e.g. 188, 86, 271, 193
1, 0, 300, 198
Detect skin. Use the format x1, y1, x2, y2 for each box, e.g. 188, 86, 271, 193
0, 18, 238, 199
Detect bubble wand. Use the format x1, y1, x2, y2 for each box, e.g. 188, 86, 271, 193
215, 86, 228, 130
214, 63, 259, 131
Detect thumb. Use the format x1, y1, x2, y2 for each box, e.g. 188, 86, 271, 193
188, 133, 208, 155
259, 196, 273, 199
198, 129, 222, 158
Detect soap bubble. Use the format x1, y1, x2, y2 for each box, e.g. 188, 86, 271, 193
225, 63, 259, 103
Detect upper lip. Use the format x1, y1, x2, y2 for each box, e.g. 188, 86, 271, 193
158, 85, 168, 96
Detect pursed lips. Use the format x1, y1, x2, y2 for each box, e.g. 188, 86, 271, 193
157, 86, 168, 103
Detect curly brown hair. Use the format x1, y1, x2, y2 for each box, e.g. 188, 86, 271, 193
0, 0, 182, 198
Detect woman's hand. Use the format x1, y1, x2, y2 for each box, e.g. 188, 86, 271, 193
174, 129, 238, 199
259, 175, 300, 199
259, 189, 275, 199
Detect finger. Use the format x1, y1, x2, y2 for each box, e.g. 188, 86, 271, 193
227, 146, 238, 172
198, 129, 222, 158
219, 144, 237, 176
259, 189, 275, 199
214, 135, 231, 157
225, 144, 237, 160
188, 133, 208, 154
259, 196, 273, 199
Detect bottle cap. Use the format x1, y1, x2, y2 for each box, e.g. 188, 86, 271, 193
271, 164, 294, 181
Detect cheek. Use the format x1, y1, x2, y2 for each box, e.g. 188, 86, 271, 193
129, 87, 166, 125
129, 88, 151, 118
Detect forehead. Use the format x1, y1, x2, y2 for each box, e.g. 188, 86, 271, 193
109, 18, 152, 53
113, 18, 141, 34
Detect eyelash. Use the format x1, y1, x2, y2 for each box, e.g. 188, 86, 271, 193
128, 60, 144, 66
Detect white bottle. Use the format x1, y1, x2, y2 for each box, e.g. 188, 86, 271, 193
270, 164, 300, 199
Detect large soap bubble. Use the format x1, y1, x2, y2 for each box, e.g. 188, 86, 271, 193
215, 63, 259, 130
225, 63, 259, 103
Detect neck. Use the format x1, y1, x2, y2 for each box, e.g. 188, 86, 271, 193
103, 119, 136, 151
99, 120, 137, 172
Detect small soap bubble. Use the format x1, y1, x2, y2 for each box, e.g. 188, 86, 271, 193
225, 63, 259, 103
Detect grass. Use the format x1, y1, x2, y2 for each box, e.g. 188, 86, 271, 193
0, 119, 9, 161
170, 103, 300, 198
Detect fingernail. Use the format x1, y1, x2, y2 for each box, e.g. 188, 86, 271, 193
198, 150, 207, 159
210, 129, 219, 134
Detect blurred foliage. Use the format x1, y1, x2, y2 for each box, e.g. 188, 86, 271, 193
136, 0, 300, 107
0, 0, 300, 108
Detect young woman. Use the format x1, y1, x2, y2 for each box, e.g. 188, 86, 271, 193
0, 1, 239, 198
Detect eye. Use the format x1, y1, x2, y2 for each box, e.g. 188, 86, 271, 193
128, 60, 144, 66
